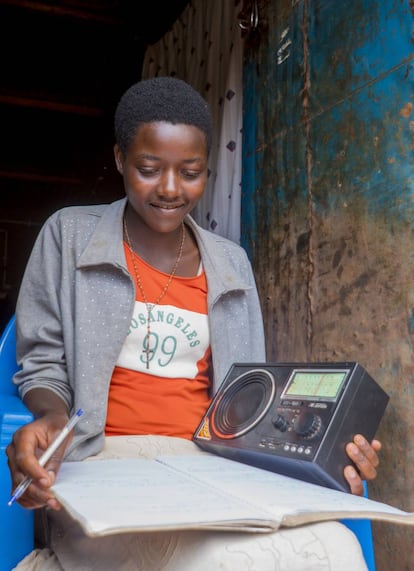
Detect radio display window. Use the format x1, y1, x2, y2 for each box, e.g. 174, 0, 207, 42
283, 370, 347, 400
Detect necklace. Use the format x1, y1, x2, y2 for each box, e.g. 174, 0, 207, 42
123, 217, 186, 369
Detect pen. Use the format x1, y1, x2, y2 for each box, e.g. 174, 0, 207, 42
7, 408, 84, 507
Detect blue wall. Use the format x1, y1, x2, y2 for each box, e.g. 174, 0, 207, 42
242, 1, 414, 568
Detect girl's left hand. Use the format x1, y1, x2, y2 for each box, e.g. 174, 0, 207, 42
344, 435, 382, 495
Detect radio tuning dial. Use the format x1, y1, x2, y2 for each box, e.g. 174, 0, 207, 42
293, 411, 322, 439
272, 414, 289, 432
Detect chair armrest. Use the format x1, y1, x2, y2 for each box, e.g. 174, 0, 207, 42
0, 395, 33, 451
0, 395, 34, 571
341, 482, 376, 571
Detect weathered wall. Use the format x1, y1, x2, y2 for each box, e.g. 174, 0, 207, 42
242, 0, 414, 568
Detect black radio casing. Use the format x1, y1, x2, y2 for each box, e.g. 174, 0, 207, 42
193, 362, 389, 492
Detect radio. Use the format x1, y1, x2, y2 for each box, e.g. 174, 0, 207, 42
193, 362, 389, 492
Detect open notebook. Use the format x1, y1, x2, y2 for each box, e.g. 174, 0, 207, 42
51, 453, 414, 537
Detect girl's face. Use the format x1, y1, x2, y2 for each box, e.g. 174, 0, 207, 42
114, 121, 208, 234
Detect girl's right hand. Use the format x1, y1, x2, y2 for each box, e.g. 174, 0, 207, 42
6, 412, 71, 510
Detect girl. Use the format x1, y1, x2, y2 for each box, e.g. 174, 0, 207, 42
7, 76, 380, 570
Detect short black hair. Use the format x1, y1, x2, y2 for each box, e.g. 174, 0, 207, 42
114, 76, 212, 155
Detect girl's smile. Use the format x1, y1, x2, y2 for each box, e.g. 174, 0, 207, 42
114, 121, 208, 237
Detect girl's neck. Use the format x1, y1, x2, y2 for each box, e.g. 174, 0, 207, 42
123, 209, 200, 277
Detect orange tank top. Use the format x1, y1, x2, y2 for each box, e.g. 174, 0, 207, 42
105, 243, 212, 439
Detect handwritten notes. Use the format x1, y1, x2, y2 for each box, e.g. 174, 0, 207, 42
52, 454, 414, 537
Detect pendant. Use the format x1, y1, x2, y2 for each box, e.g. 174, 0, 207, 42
142, 334, 154, 369
142, 306, 154, 369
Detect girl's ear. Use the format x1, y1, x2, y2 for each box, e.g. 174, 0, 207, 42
113, 144, 124, 175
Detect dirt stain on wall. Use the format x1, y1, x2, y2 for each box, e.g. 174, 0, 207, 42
243, 0, 414, 568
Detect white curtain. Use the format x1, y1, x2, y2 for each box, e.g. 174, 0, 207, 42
142, 0, 243, 244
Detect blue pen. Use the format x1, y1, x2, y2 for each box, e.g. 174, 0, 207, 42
8, 408, 84, 507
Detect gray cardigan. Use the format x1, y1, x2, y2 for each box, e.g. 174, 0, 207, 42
14, 198, 266, 460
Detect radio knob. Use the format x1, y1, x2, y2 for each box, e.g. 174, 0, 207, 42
272, 414, 289, 432
293, 411, 321, 439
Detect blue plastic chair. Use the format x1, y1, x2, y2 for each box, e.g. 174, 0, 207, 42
0, 315, 34, 571
0, 315, 376, 570
342, 487, 376, 571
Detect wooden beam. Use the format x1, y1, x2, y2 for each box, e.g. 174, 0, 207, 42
0, 0, 124, 25
0, 169, 83, 185
0, 91, 104, 116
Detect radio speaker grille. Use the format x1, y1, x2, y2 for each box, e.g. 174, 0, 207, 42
211, 369, 276, 438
